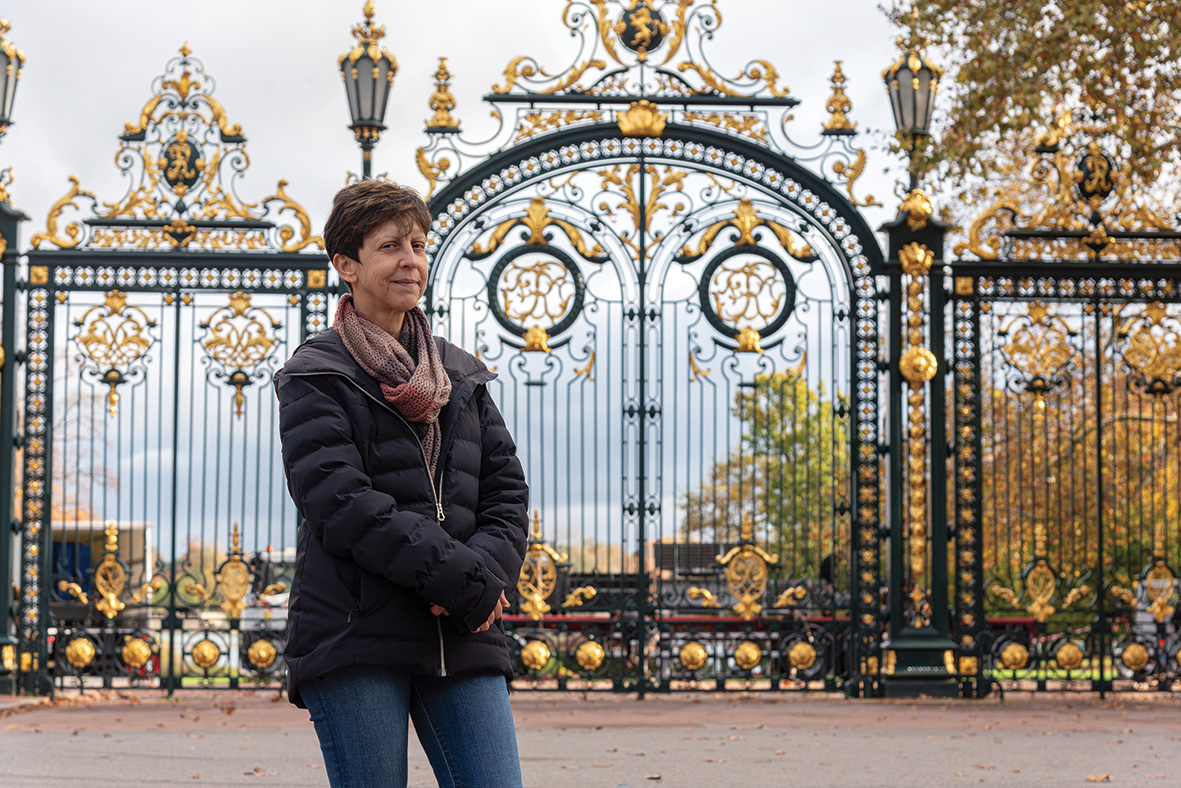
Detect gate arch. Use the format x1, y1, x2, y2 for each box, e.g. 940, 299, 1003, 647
417, 0, 886, 693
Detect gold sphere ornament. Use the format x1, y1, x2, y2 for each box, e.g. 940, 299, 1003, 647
248, 640, 278, 669
65, 638, 96, 669
1121, 643, 1149, 673
1054, 642, 1083, 672
733, 640, 762, 671
575, 641, 605, 671
679, 641, 708, 671
521, 640, 551, 671
1, 644, 14, 672
1000, 642, 1029, 670
899, 346, 938, 384
787, 641, 817, 671
191, 639, 221, 670
121, 638, 152, 670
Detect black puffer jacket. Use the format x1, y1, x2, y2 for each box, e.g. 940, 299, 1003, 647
273, 330, 528, 707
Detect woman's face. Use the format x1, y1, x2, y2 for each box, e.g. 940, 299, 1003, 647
335, 217, 429, 321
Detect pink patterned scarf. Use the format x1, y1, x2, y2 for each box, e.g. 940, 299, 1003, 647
333, 294, 452, 478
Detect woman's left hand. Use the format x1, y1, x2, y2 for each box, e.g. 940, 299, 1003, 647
429, 590, 509, 632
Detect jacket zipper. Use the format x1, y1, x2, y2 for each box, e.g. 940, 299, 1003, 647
287, 370, 449, 675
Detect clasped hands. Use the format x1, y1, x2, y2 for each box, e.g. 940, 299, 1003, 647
430, 590, 509, 633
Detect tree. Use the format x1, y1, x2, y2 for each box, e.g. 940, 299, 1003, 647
888, 1, 1181, 210
681, 370, 849, 582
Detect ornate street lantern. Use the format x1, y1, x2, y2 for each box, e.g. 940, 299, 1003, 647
339, 1, 397, 179
0, 17, 26, 142
883, 32, 942, 138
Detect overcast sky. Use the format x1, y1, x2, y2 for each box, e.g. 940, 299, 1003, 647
2, 0, 909, 249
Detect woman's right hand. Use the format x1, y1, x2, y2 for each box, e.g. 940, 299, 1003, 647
469, 590, 509, 633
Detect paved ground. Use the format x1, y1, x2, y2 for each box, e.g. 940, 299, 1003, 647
2, 690, 1179, 787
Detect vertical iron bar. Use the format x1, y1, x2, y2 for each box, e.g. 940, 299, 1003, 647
636, 149, 648, 698
0, 206, 26, 693
1094, 303, 1106, 697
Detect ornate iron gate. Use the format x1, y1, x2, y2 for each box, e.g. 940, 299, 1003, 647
14, 47, 326, 692
951, 115, 1181, 693
417, 1, 886, 693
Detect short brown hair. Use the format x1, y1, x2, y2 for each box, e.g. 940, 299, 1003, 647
323, 180, 433, 263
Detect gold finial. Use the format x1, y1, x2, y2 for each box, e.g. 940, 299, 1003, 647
104, 520, 119, 553
426, 57, 460, 130
179, 42, 191, 58
1034, 521, 1047, 559
0, 18, 11, 36
231, 522, 241, 554
899, 188, 933, 230
531, 508, 543, 540
823, 60, 856, 133
363, 0, 375, 21
740, 512, 754, 542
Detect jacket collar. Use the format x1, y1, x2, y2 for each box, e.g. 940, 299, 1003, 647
276, 329, 495, 402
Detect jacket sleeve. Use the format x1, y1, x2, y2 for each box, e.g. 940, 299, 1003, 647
276, 373, 502, 631
463, 385, 529, 591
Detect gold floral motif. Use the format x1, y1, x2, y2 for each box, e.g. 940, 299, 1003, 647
680, 199, 814, 262
121, 638, 152, 670
682, 112, 766, 142
831, 149, 881, 208
247, 640, 277, 669
522, 326, 552, 354
898, 242, 934, 276
514, 110, 602, 141
191, 639, 221, 670
415, 147, 451, 201
72, 290, 156, 417
1121, 643, 1149, 673
715, 513, 778, 620
470, 197, 604, 260
1120, 303, 1181, 394
1001, 302, 1075, 392
679, 641, 708, 671
521, 640, 551, 671
517, 510, 567, 621
617, 100, 667, 137
787, 642, 817, 671
30, 176, 96, 250
575, 641, 605, 671
307, 270, 328, 289
200, 293, 282, 419
64, 638, 96, 669
733, 640, 762, 670
772, 585, 807, 608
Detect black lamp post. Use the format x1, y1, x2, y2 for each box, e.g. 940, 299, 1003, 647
0, 18, 25, 141
339, 1, 397, 180
0, 15, 27, 694
883, 32, 942, 190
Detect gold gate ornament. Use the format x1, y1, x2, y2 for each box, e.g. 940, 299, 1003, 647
715, 512, 779, 620
517, 510, 567, 621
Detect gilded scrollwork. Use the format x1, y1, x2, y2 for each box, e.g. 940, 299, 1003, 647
1118, 302, 1181, 395
31, 45, 321, 254
999, 302, 1076, 395
517, 510, 569, 622
954, 110, 1181, 262
199, 292, 283, 419
72, 290, 157, 417
679, 199, 816, 262
714, 513, 779, 620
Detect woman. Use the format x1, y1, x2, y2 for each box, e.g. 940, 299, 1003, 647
274, 180, 528, 788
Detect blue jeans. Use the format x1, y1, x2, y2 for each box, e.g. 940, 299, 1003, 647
301, 666, 523, 788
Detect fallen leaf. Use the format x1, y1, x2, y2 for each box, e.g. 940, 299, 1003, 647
954, 772, 964, 777
1086, 776, 1112, 783
645, 775, 662, 781
775, 750, 785, 755
1144, 776, 1163, 780
973, 764, 996, 770
705, 758, 726, 763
